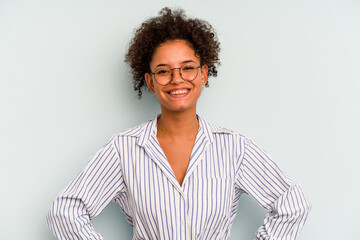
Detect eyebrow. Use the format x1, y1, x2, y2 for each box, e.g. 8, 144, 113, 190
155, 60, 196, 69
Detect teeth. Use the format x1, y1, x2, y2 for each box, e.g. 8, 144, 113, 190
169, 89, 189, 95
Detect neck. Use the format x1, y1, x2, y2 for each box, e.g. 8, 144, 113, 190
157, 108, 199, 139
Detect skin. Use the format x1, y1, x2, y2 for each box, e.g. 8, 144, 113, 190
145, 39, 208, 186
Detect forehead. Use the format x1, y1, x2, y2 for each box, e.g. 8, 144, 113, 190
150, 40, 200, 67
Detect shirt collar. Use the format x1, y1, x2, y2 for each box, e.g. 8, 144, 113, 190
122, 114, 232, 147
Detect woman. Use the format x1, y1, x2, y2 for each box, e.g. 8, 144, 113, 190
47, 8, 311, 240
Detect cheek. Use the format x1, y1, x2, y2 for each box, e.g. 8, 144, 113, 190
153, 87, 166, 99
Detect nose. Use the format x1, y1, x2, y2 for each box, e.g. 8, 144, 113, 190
170, 68, 184, 84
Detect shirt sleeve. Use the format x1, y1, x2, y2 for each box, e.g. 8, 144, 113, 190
236, 137, 311, 240
46, 136, 126, 240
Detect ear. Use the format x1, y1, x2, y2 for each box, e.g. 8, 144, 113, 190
201, 64, 208, 86
145, 73, 155, 93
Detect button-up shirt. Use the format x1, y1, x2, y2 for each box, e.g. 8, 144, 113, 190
47, 116, 311, 240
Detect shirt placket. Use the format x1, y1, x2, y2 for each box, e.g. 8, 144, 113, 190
179, 190, 191, 240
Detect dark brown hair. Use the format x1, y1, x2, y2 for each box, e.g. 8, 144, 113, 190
125, 7, 221, 98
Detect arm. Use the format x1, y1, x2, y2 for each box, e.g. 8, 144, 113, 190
46, 137, 126, 240
236, 138, 311, 240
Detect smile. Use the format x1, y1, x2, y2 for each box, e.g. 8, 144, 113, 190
168, 89, 190, 95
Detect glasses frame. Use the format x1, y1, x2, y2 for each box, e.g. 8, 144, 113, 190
150, 63, 201, 86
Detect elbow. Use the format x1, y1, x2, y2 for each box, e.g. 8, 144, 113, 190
46, 200, 60, 234
297, 187, 312, 220
286, 183, 312, 220
46, 197, 70, 237
303, 197, 312, 217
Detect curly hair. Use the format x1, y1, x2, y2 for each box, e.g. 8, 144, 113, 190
125, 7, 221, 98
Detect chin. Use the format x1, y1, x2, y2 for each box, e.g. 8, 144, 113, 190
163, 103, 197, 113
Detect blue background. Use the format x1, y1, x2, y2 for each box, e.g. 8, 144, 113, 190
1, 0, 359, 239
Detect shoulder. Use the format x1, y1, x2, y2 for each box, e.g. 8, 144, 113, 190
198, 116, 254, 151
199, 116, 247, 139
199, 117, 259, 162
119, 120, 153, 137
107, 118, 156, 146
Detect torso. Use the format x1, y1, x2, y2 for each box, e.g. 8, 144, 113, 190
157, 135, 196, 186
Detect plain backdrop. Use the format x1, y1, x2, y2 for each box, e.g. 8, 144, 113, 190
1, 0, 359, 239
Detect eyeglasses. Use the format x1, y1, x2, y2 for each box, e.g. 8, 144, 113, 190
151, 63, 201, 86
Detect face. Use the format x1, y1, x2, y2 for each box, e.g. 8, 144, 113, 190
145, 40, 208, 114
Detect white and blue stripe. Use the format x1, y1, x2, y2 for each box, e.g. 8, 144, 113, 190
47, 115, 311, 240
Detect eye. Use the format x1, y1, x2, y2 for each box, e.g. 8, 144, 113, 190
182, 65, 196, 71
155, 69, 170, 75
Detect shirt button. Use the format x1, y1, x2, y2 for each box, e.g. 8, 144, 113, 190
181, 220, 186, 225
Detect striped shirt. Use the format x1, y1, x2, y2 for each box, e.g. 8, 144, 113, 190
47, 116, 311, 240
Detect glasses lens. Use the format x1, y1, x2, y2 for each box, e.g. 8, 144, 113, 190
180, 63, 198, 81
154, 67, 172, 85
